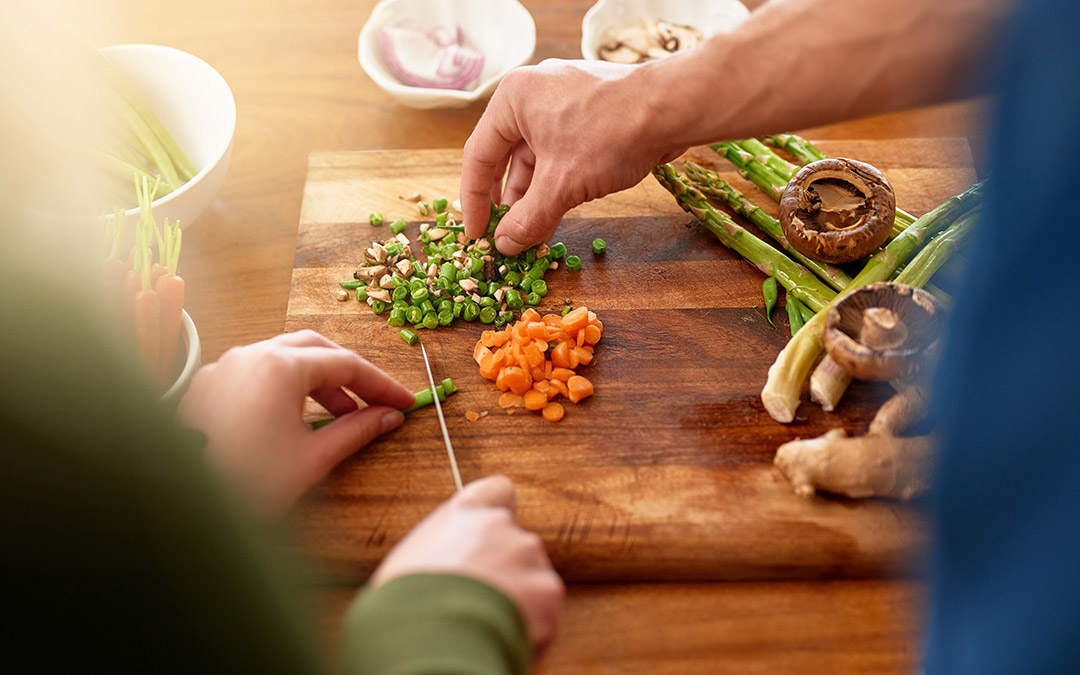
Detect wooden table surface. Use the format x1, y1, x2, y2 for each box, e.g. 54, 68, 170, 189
83, 1, 989, 672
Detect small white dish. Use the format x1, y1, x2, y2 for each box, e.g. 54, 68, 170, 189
160, 309, 201, 408
582, 0, 751, 61
359, 0, 536, 109
101, 44, 236, 235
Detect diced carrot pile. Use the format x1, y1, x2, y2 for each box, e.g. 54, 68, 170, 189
474, 306, 602, 422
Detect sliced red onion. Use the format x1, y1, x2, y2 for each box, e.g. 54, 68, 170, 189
381, 25, 484, 91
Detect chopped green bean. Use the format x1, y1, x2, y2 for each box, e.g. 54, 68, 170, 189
441, 377, 457, 395
371, 299, 387, 314
410, 287, 429, 304
530, 279, 548, 297
369, 212, 384, 226
506, 289, 524, 310
390, 218, 407, 235
479, 306, 497, 324
422, 313, 438, 330
399, 328, 419, 345
439, 262, 456, 283
463, 301, 480, 322
479, 296, 497, 308
406, 306, 423, 324
762, 278, 778, 328
433, 197, 448, 213
392, 285, 408, 302
525, 292, 541, 306
592, 238, 607, 255
452, 301, 464, 318
420, 299, 435, 316
561, 305, 572, 316
786, 297, 806, 336
549, 242, 567, 259
387, 308, 406, 327
438, 309, 454, 326
356, 287, 368, 302
438, 298, 454, 314
340, 279, 363, 290
566, 255, 581, 272
392, 299, 408, 312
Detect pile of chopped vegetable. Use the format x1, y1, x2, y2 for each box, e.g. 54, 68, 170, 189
472, 307, 602, 422
340, 200, 579, 336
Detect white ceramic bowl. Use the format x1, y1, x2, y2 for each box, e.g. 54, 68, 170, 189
358, 0, 536, 109
581, 0, 751, 61
101, 44, 236, 234
160, 309, 202, 408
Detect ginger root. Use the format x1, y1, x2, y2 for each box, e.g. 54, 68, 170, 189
774, 385, 934, 501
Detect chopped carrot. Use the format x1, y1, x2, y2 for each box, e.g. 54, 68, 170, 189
551, 342, 572, 369
551, 367, 574, 381
474, 342, 493, 365
542, 402, 565, 422
521, 308, 541, 323
574, 346, 593, 366
481, 330, 497, 348
531, 366, 546, 382
567, 375, 594, 403
527, 322, 547, 340
523, 389, 547, 411
498, 392, 524, 409
544, 361, 554, 379
534, 338, 549, 353
561, 306, 589, 333
550, 379, 570, 399
568, 348, 580, 369
523, 343, 544, 368
583, 324, 602, 345
502, 367, 532, 396
495, 367, 510, 392
533, 380, 553, 396
479, 354, 500, 380
542, 314, 561, 327
492, 331, 509, 348
465, 410, 481, 422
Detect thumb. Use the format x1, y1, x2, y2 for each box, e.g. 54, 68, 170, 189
456, 474, 517, 514
492, 172, 568, 255
308, 405, 404, 474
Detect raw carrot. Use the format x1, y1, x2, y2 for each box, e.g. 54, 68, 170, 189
567, 375, 594, 403
134, 288, 161, 372
542, 402, 565, 422
523, 389, 547, 411
473, 307, 603, 422
155, 273, 185, 379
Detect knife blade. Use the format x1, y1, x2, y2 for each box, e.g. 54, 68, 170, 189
420, 342, 463, 492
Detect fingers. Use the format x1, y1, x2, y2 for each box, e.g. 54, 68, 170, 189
457, 474, 517, 513
461, 80, 524, 238
292, 346, 415, 409
308, 405, 404, 474
502, 142, 537, 207
492, 166, 568, 255
310, 387, 359, 417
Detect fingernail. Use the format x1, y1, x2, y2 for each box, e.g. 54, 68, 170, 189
380, 409, 404, 434
494, 235, 523, 255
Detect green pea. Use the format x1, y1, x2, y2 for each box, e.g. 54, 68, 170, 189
762, 278, 778, 328
592, 238, 607, 255
390, 218, 407, 235
369, 212, 384, 226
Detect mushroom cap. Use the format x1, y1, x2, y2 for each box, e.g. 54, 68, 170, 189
823, 282, 942, 381
778, 158, 896, 264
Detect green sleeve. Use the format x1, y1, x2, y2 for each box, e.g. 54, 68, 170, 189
342, 574, 531, 675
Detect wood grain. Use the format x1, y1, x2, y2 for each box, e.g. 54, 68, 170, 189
314, 579, 926, 675
285, 139, 976, 583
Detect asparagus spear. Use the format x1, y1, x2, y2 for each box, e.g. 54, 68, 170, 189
763, 133, 826, 165
761, 180, 985, 423
684, 161, 853, 292
653, 164, 837, 314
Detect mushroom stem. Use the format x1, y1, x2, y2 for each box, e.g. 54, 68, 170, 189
760, 181, 985, 423
860, 307, 909, 350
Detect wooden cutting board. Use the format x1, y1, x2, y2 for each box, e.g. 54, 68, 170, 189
285, 139, 977, 583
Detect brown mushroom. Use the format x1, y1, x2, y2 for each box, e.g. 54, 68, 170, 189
823, 282, 942, 381
778, 158, 896, 263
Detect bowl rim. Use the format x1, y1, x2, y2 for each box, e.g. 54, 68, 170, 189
580, 0, 751, 60
99, 44, 237, 219
160, 308, 201, 405
358, 0, 536, 104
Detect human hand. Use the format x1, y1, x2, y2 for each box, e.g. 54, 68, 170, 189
460, 58, 687, 255
176, 330, 415, 519
371, 475, 565, 657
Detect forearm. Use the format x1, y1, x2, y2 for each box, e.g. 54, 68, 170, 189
638, 0, 1012, 149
